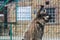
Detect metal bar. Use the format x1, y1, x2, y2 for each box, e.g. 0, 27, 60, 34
10, 24, 12, 40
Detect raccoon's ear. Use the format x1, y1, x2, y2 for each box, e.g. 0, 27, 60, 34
36, 5, 45, 17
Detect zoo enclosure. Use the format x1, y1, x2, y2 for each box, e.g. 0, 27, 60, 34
0, 0, 60, 40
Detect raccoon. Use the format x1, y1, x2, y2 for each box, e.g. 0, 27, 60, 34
23, 5, 51, 40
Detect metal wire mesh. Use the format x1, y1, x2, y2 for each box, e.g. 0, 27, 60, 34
0, 0, 60, 40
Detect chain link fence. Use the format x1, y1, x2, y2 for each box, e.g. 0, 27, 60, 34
0, 0, 60, 40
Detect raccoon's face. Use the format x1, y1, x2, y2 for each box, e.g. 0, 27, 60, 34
39, 14, 52, 22
43, 14, 52, 22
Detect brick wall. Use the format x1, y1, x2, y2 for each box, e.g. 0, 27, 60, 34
44, 25, 60, 37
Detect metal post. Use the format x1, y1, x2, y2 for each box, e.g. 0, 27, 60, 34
10, 24, 12, 40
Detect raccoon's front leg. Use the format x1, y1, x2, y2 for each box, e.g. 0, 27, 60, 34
36, 23, 44, 40
39, 27, 44, 40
